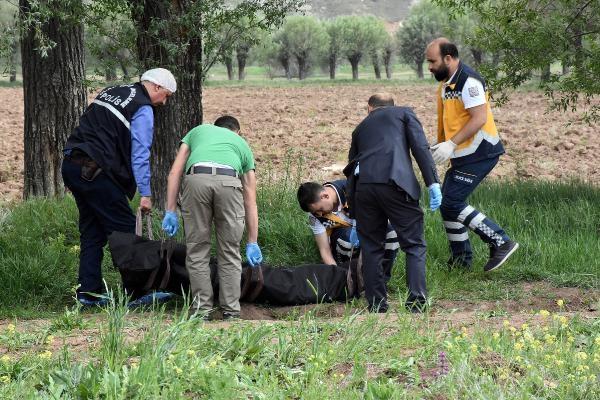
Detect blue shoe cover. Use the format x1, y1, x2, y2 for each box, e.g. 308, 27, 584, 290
128, 291, 174, 308
77, 296, 109, 308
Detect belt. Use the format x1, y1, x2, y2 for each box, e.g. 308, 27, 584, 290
188, 166, 239, 178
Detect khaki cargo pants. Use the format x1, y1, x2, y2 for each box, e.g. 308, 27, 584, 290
181, 173, 245, 314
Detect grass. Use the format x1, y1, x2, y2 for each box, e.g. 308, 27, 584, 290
0, 171, 598, 316
0, 169, 599, 397
0, 296, 598, 398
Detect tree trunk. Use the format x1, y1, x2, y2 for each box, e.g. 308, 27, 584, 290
105, 65, 117, 82
225, 57, 234, 80
119, 59, 130, 81
372, 55, 381, 80
133, 1, 203, 210
8, 39, 17, 82
329, 54, 336, 79
279, 55, 291, 79
540, 64, 551, 83
349, 54, 361, 80
237, 48, 248, 81
20, 0, 86, 199
383, 49, 392, 79
416, 59, 424, 79
562, 63, 569, 75
297, 56, 306, 80
471, 48, 482, 66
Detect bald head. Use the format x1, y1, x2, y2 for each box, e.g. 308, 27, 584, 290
368, 93, 394, 109
427, 37, 459, 60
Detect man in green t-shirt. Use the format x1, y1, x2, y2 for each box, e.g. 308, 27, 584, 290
161, 115, 262, 320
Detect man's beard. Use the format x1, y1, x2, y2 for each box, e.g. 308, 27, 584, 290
433, 65, 450, 82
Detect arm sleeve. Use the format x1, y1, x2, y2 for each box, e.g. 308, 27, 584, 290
462, 77, 486, 109
404, 109, 439, 186
348, 127, 359, 162
130, 105, 154, 197
308, 214, 326, 235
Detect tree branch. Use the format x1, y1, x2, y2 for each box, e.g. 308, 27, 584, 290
565, 0, 594, 32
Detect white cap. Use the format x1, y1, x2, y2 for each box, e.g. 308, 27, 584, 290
140, 68, 177, 93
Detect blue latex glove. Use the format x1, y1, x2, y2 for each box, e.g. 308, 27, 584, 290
161, 211, 179, 237
246, 242, 263, 267
428, 183, 442, 211
349, 225, 360, 247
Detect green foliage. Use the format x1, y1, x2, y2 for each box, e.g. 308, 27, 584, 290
434, 0, 600, 123
396, 0, 446, 78
276, 16, 328, 79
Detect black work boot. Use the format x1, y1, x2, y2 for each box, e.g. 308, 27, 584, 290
223, 312, 240, 321
484, 241, 519, 272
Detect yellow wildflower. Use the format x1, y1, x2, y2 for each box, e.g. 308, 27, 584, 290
0, 355, 10, 364
503, 320, 510, 328
39, 350, 52, 360
567, 335, 574, 343
174, 367, 183, 375
6, 324, 15, 333
556, 299, 564, 307
575, 352, 588, 361
186, 350, 195, 357
521, 323, 529, 331
546, 381, 558, 389
45, 335, 55, 345
509, 326, 517, 333
544, 334, 556, 343
492, 332, 500, 339
470, 344, 478, 353
514, 342, 524, 350
539, 309, 550, 317
594, 336, 600, 346
0, 375, 10, 384
131, 362, 138, 369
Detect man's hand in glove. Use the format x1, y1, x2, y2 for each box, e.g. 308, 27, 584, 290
431, 140, 457, 164
161, 211, 178, 237
428, 183, 442, 211
246, 242, 263, 267
349, 225, 360, 247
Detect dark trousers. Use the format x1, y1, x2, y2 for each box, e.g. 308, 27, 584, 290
440, 156, 510, 266
355, 182, 427, 312
330, 225, 399, 282
62, 158, 135, 298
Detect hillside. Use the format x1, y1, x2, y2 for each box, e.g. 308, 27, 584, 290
302, 0, 415, 22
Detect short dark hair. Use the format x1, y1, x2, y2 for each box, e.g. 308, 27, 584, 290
439, 42, 459, 59
297, 182, 324, 212
368, 93, 394, 108
214, 115, 240, 132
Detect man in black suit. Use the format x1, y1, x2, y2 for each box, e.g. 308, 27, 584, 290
347, 93, 441, 313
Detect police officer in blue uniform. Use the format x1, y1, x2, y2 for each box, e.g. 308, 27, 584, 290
62, 68, 176, 306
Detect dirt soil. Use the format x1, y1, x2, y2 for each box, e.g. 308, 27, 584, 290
0, 282, 597, 359
1, 84, 598, 202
